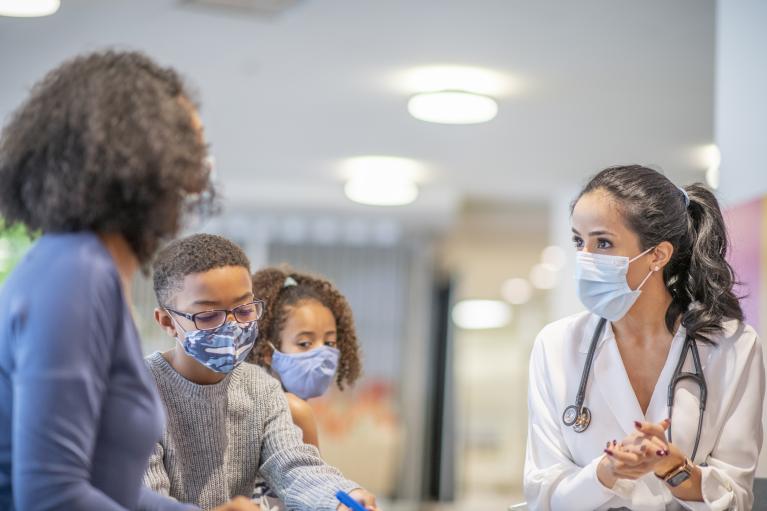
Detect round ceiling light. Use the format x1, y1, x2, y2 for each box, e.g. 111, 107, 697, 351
0, 0, 60, 17
342, 156, 422, 206
541, 245, 567, 271
501, 278, 532, 305
451, 299, 512, 330
530, 263, 559, 290
408, 91, 498, 125
344, 177, 418, 206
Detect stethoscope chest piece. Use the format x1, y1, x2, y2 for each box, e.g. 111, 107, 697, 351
563, 405, 591, 432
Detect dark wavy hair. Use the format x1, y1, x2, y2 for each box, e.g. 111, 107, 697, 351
250, 266, 362, 390
0, 50, 211, 264
574, 165, 743, 342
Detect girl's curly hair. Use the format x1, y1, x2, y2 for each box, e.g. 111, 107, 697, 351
0, 50, 211, 264
250, 266, 362, 389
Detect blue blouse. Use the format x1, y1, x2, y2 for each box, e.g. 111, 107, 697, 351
0, 232, 195, 510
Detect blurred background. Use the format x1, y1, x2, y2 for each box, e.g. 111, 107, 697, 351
1, 1, 765, 509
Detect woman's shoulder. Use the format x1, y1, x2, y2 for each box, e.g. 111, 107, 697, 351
19, 232, 117, 288
707, 318, 760, 355
534, 310, 595, 351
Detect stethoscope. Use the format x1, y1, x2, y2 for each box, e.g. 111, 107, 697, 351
562, 318, 707, 460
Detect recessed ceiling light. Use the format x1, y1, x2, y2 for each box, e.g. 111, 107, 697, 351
341, 156, 422, 206
530, 263, 559, 290
408, 91, 498, 124
0, 0, 59, 17
451, 299, 512, 330
501, 278, 532, 305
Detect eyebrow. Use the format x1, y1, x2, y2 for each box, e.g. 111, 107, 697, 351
191, 291, 254, 307
571, 228, 616, 236
295, 330, 337, 337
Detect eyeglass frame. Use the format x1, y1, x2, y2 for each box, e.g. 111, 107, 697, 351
164, 300, 265, 331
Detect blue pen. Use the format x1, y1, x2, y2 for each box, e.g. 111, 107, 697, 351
336, 490, 367, 511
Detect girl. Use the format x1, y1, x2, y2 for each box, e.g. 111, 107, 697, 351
250, 267, 362, 448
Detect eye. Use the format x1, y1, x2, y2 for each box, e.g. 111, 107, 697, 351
596, 238, 613, 249
297, 340, 312, 350
325, 340, 337, 348
572, 236, 584, 249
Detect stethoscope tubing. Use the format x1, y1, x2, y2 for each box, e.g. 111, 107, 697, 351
564, 317, 707, 461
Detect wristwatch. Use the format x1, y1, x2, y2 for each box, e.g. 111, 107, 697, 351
656, 457, 693, 487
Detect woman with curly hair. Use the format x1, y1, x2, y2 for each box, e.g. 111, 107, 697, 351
250, 267, 362, 449
0, 51, 255, 511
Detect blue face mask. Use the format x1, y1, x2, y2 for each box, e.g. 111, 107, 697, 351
270, 344, 340, 400
178, 321, 258, 373
575, 247, 656, 321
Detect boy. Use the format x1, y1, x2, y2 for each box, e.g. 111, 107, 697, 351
141, 234, 377, 511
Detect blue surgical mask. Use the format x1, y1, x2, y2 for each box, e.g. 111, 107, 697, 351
575, 247, 657, 321
178, 321, 258, 373
270, 344, 340, 400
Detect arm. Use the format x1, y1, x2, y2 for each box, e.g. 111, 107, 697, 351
259, 379, 360, 511
136, 443, 198, 511
285, 392, 320, 449
674, 334, 764, 511
11, 272, 130, 510
524, 336, 633, 511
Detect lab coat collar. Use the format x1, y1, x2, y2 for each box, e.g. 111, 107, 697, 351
577, 314, 611, 354
586, 321, 706, 438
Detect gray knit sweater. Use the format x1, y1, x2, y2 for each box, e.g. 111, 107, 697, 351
140, 352, 358, 511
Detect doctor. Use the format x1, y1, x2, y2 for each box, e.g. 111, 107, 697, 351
524, 165, 764, 510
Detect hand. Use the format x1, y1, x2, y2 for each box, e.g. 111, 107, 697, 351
211, 496, 261, 511
632, 419, 686, 477
597, 418, 673, 488
336, 488, 378, 511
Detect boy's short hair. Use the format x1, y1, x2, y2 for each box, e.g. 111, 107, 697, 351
152, 233, 250, 306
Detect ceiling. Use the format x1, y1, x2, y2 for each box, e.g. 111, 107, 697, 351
0, 0, 716, 229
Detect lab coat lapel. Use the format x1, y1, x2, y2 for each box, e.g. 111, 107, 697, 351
593, 325, 645, 438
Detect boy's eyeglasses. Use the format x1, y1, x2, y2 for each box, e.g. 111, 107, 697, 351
165, 300, 265, 331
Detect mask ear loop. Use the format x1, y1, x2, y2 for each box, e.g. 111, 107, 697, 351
628, 246, 656, 264
628, 246, 660, 292
634, 266, 659, 292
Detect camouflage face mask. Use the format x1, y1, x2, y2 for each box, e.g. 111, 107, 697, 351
179, 321, 258, 373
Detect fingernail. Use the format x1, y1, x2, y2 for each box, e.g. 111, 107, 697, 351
665, 418, 672, 424
640, 445, 647, 452
606, 441, 611, 448
634, 420, 642, 429
604, 449, 614, 456
613, 440, 617, 446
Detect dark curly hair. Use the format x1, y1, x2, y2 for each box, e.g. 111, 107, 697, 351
574, 165, 743, 342
152, 233, 251, 307
0, 50, 211, 264
250, 266, 362, 390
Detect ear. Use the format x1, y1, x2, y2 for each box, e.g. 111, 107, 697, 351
650, 241, 674, 272
154, 308, 179, 339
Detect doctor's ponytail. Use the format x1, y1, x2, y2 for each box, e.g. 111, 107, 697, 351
576, 166, 743, 342
667, 184, 743, 342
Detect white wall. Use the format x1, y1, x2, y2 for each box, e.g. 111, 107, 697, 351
716, 0, 767, 206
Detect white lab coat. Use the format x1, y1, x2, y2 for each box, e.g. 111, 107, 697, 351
524, 311, 764, 511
